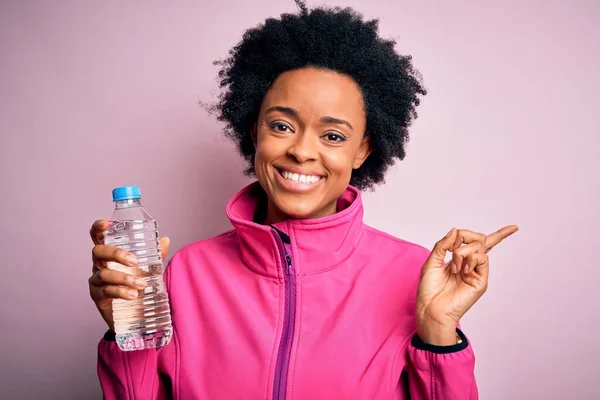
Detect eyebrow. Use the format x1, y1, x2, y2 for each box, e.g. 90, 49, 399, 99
320, 116, 353, 130
266, 106, 298, 117
266, 106, 353, 130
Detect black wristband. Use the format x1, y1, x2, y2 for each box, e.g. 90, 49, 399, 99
411, 328, 469, 354
103, 329, 116, 342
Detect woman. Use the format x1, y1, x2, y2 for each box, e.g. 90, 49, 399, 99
89, 2, 517, 399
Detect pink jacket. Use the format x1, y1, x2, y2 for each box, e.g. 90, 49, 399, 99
98, 183, 478, 399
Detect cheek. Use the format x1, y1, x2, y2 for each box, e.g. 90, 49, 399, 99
322, 150, 355, 178
254, 134, 285, 171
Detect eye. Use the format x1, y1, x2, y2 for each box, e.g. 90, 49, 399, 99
269, 122, 293, 133
323, 132, 346, 143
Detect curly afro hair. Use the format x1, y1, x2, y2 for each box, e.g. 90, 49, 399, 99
214, 0, 426, 190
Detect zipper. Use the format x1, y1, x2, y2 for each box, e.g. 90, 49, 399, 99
271, 228, 296, 400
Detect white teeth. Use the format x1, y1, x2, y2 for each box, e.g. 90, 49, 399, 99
281, 170, 321, 184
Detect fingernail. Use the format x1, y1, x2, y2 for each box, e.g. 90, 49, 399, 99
127, 289, 138, 299
126, 255, 137, 265
464, 263, 469, 273
446, 228, 455, 237
134, 278, 146, 288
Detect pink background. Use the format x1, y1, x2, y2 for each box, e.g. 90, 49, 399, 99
1, 0, 598, 398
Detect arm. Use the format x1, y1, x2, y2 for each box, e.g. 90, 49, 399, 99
98, 332, 169, 400
409, 226, 518, 399
406, 329, 478, 399
97, 263, 176, 400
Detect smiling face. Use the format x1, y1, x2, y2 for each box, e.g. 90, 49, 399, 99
253, 67, 372, 223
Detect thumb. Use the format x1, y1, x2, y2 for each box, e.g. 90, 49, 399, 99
425, 228, 457, 267
159, 236, 171, 261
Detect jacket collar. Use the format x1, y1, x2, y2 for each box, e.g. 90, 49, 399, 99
226, 181, 365, 278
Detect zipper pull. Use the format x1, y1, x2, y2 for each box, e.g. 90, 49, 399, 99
285, 255, 292, 275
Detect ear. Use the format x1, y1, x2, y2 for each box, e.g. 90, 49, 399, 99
251, 123, 258, 147
352, 135, 373, 169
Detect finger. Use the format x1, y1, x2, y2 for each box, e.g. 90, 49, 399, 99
89, 268, 146, 289
485, 225, 519, 251
92, 262, 102, 274
462, 252, 488, 275
462, 253, 490, 293
427, 228, 458, 266
451, 261, 459, 274
92, 244, 138, 267
90, 283, 140, 301
451, 241, 486, 274
90, 220, 110, 245
159, 236, 171, 261
92, 251, 108, 272
451, 229, 487, 250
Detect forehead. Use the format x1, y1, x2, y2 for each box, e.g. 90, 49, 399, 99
261, 67, 365, 120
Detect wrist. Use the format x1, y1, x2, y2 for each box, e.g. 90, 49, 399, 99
411, 328, 469, 354
416, 322, 458, 346
103, 329, 116, 342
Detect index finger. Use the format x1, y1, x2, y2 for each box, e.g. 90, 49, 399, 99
485, 225, 519, 251
90, 220, 109, 245
451, 229, 486, 251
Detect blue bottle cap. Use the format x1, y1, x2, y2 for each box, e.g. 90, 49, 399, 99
112, 186, 142, 201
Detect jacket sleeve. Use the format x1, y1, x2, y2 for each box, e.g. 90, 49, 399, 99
97, 263, 175, 400
406, 329, 478, 399
98, 333, 169, 400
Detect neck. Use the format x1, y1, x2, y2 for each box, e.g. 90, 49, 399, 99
262, 197, 337, 225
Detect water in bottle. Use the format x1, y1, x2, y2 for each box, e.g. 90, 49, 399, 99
104, 186, 172, 351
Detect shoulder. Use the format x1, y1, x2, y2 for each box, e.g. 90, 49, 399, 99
177, 229, 237, 256
359, 225, 430, 313
166, 229, 239, 274
363, 224, 431, 263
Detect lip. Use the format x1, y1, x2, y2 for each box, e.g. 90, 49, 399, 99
274, 167, 325, 193
275, 166, 325, 177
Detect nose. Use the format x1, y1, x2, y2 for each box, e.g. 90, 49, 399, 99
286, 130, 318, 164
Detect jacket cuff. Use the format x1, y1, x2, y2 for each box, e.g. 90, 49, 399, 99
411, 328, 469, 354
103, 329, 116, 342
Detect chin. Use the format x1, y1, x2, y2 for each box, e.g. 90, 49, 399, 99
273, 193, 322, 219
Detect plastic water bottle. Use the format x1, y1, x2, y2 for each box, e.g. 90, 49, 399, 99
104, 186, 172, 351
